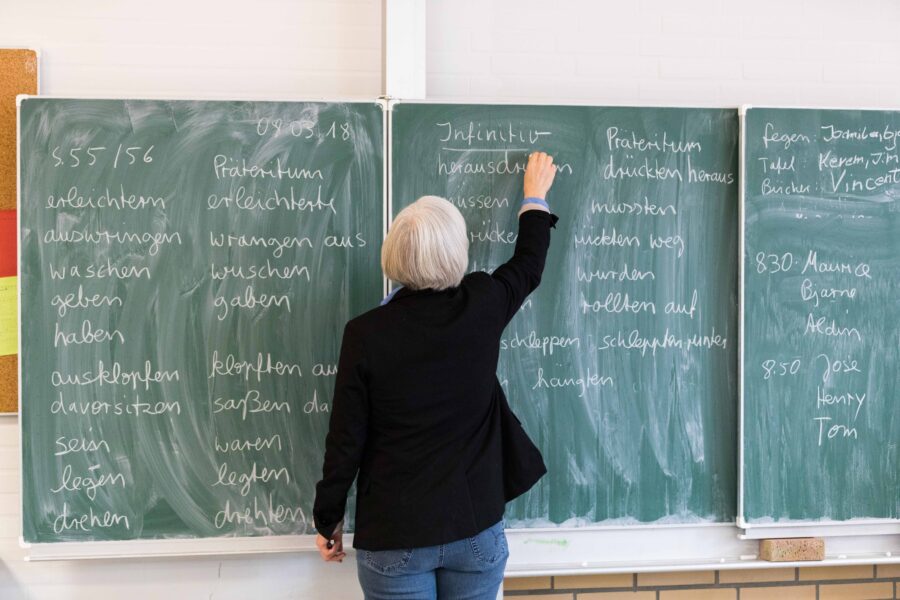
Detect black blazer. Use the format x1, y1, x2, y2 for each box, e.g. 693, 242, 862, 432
313, 209, 558, 550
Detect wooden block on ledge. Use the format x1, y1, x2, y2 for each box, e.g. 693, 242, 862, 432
759, 538, 824, 562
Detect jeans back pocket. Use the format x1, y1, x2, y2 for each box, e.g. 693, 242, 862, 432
363, 548, 414, 575
468, 521, 508, 567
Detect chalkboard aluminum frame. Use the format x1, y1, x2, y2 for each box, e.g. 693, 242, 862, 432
737, 104, 900, 540
14, 94, 389, 560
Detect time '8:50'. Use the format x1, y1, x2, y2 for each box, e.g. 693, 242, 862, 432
761, 358, 801, 379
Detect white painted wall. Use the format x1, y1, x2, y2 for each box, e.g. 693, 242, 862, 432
2, 0, 898, 597
426, 0, 900, 107
1, 0, 382, 99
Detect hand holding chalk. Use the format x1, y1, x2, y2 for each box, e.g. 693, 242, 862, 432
523, 151, 557, 201
316, 519, 346, 563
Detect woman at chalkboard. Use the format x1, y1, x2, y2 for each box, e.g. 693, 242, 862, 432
314, 152, 559, 600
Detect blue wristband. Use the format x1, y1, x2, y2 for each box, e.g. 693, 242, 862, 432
522, 197, 549, 210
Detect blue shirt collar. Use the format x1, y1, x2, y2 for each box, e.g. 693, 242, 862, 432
380, 286, 403, 306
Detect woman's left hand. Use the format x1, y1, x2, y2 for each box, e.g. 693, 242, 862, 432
316, 520, 346, 562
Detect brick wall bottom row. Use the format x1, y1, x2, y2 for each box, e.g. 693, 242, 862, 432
505, 564, 900, 599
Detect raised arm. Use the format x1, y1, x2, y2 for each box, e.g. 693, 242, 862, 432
313, 320, 369, 560
490, 151, 559, 324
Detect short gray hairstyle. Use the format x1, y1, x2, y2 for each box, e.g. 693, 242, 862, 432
381, 195, 469, 291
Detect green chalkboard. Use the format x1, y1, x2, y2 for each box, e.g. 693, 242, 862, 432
742, 107, 900, 523
391, 103, 739, 526
19, 98, 383, 543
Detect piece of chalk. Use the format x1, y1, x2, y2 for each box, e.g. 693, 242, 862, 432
759, 538, 825, 562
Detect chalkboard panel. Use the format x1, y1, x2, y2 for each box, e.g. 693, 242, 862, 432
392, 103, 739, 526
742, 107, 900, 524
19, 98, 383, 543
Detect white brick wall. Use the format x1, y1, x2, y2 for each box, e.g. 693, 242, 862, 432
426, 0, 900, 107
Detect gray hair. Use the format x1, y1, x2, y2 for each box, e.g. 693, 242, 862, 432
381, 195, 469, 291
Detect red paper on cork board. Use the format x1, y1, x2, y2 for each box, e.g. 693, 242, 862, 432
0, 210, 14, 277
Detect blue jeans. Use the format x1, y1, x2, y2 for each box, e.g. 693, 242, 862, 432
356, 519, 508, 600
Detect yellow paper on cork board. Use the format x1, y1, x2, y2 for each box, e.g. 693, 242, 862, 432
0, 276, 17, 356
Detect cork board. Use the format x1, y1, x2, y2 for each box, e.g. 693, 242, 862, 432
1, 49, 37, 210
0, 355, 16, 413
0, 49, 38, 414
